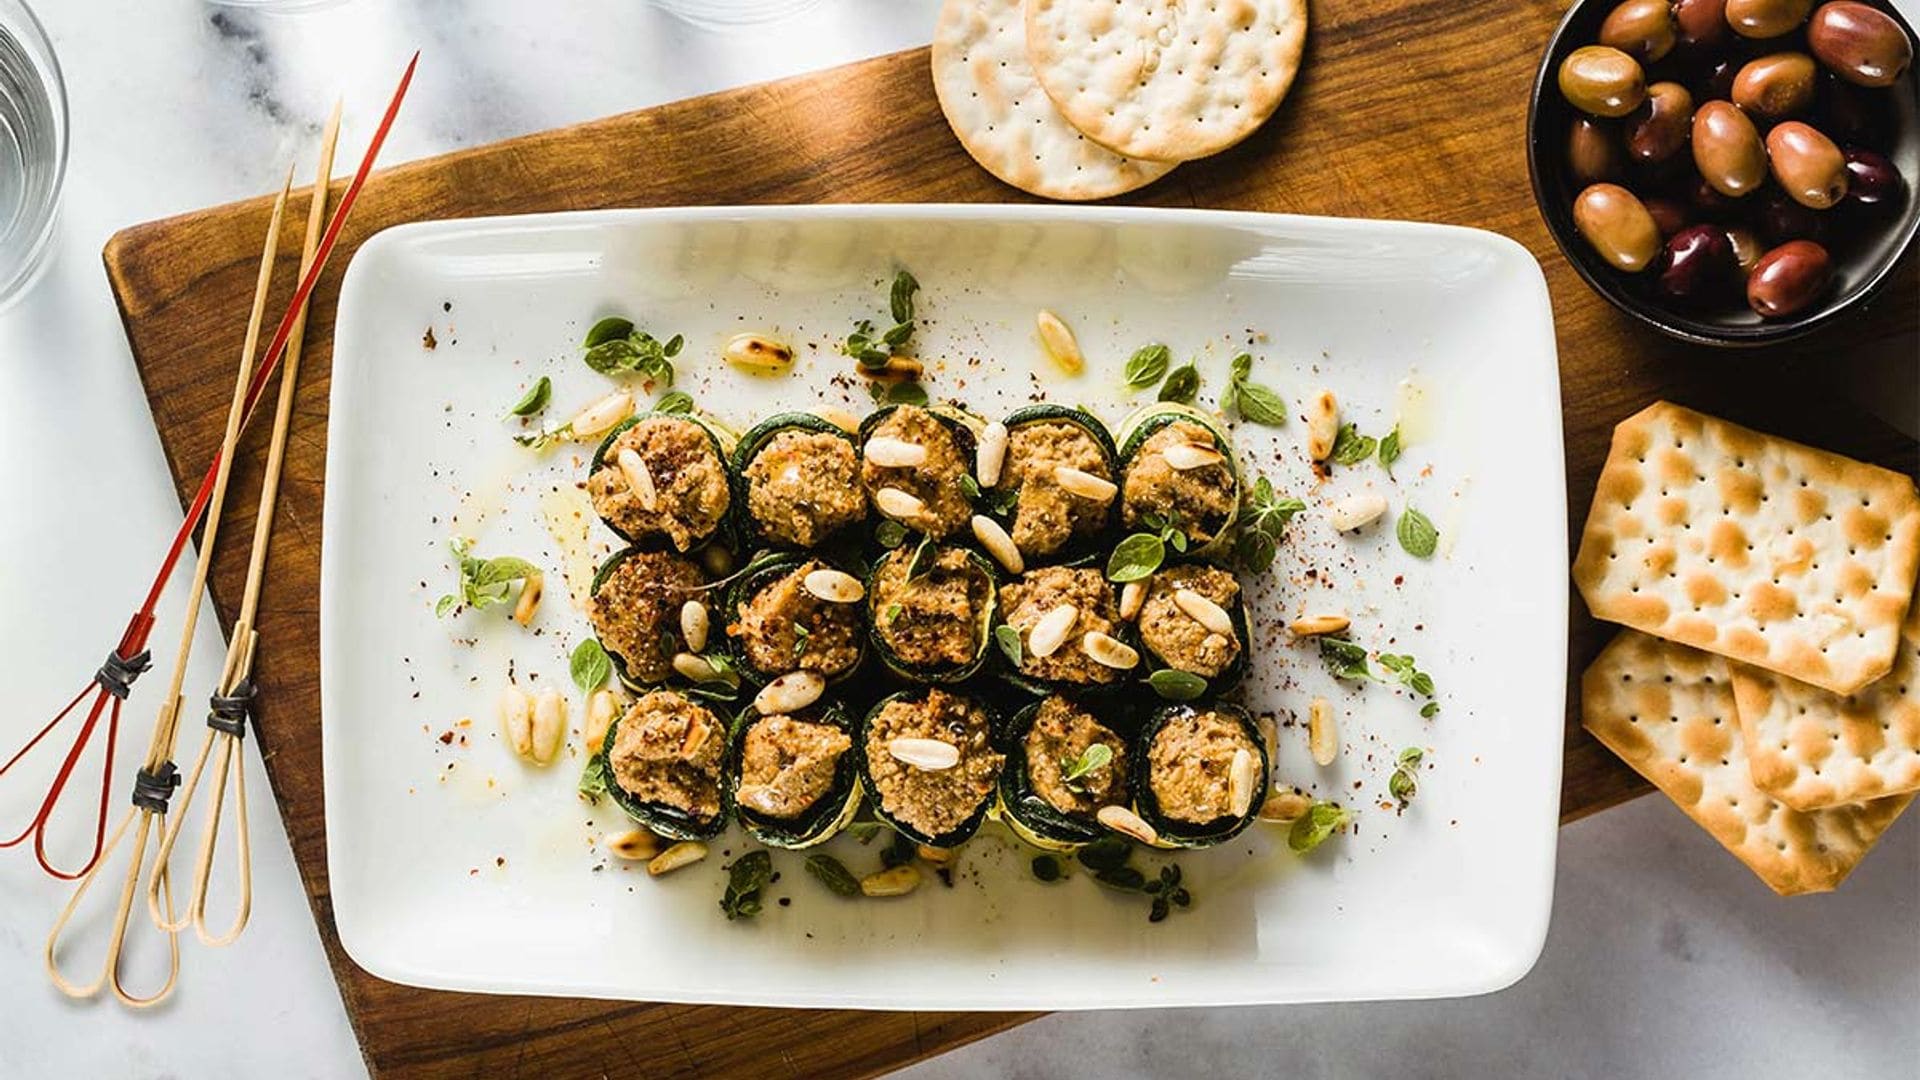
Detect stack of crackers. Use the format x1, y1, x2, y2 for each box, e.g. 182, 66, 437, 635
1573, 401, 1920, 895
930, 0, 1308, 201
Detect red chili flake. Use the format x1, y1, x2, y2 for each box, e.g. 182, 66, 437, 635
438, 731, 454, 745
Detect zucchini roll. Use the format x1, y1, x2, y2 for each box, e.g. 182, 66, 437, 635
588, 547, 709, 690
732, 411, 867, 550
723, 553, 867, 686
866, 543, 997, 683
1133, 564, 1248, 695
1116, 403, 1241, 560
985, 405, 1119, 565
997, 695, 1131, 850
727, 700, 861, 849
588, 412, 736, 551
858, 687, 1003, 848
602, 689, 732, 841
859, 403, 980, 540
995, 565, 1136, 694
1132, 701, 1267, 849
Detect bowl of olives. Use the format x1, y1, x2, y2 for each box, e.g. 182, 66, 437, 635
1528, 0, 1919, 345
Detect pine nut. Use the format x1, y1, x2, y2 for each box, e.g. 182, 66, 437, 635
1162, 441, 1225, 471
803, 568, 865, 604
1097, 804, 1159, 845
860, 864, 923, 897
976, 421, 1009, 488
1288, 614, 1351, 637
1228, 748, 1257, 818
584, 689, 619, 753
647, 840, 709, 876
864, 436, 928, 468
1259, 788, 1312, 823
754, 670, 825, 714
607, 828, 660, 861
1173, 589, 1234, 636
971, 515, 1024, 574
737, 785, 782, 815
1027, 604, 1079, 659
873, 486, 926, 520
1306, 390, 1339, 461
1328, 491, 1387, 531
1119, 579, 1149, 621
723, 332, 793, 373
617, 447, 658, 511
1053, 466, 1117, 501
1080, 631, 1140, 670
857, 355, 923, 381
915, 844, 959, 867
1035, 309, 1084, 375
888, 736, 961, 771
499, 685, 532, 759
680, 600, 710, 652
1309, 698, 1338, 766
812, 405, 861, 433
679, 717, 711, 760
570, 390, 634, 438
673, 652, 721, 683
512, 572, 544, 627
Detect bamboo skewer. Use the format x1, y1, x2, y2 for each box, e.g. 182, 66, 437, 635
148, 101, 342, 947
45, 170, 295, 1008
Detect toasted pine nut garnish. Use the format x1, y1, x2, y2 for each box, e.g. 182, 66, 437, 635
1119, 579, 1148, 621
754, 670, 826, 714
1227, 748, 1258, 818
512, 572, 544, 627
971, 514, 1024, 574
1288, 613, 1351, 637
1161, 441, 1225, 471
529, 688, 567, 765
1306, 390, 1339, 461
607, 828, 661, 861
1027, 604, 1080, 659
812, 405, 861, 433
1035, 310, 1084, 375
737, 785, 782, 815
864, 436, 928, 468
498, 685, 532, 759
1053, 466, 1117, 502
584, 689, 619, 753
1258, 788, 1312, 823
723, 332, 793, 373
1097, 804, 1159, 845
873, 486, 926, 521
857, 355, 923, 381
679, 718, 711, 760
1081, 631, 1140, 670
915, 844, 959, 867
888, 736, 961, 771
647, 840, 709, 876
1308, 698, 1338, 766
679, 600, 710, 653
860, 864, 923, 897
673, 651, 721, 683
976, 420, 1010, 488
1173, 589, 1234, 636
1328, 491, 1387, 531
616, 447, 658, 511
570, 390, 634, 439
1201, 633, 1230, 654
803, 568, 866, 604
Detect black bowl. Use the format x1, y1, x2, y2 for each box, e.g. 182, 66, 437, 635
1527, 0, 1920, 347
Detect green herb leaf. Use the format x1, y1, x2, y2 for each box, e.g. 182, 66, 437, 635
880, 830, 917, 869
583, 317, 634, 347
847, 822, 886, 844
583, 338, 639, 373
577, 755, 610, 801
475, 556, 539, 587
1234, 381, 1289, 426
1076, 837, 1131, 872
1377, 653, 1437, 698
1158, 363, 1200, 404
570, 639, 612, 695
881, 321, 915, 348
1288, 801, 1351, 854
889, 270, 920, 324
1330, 423, 1378, 466
1399, 746, 1425, 767
655, 390, 695, 414
1421, 701, 1441, 719
1319, 636, 1376, 682
1388, 768, 1418, 804
513, 422, 574, 450
959, 473, 982, 502
435, 594, 457, 618
883, 602, 903, 624
663, 333, 684, 358
1397, 507, 1439, 558
1095, 866, 1147, 891
1147, 669, 1208, 701
1031, 854, 1063, 883
982, 483, 1020, 517
443, 540, 539, 615
1229, 353, 1252, 382
720, 850, 773, 921
994, 623, 1024, 668
884, 381, 929, 407
1378, 426, 1402, 473
792, 621, 812, 660
804, 853, 861, 897
1106, 533, 1166, 582
1235, 474, 1307, 573
506, 376, 552, 417
1123, 344, 1171, 390
875, 520, 909, 549
1233, 529, 1278, 575
1059, 743, 1113, 785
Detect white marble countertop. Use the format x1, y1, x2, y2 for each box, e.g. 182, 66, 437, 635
0, 1, 1912, 1077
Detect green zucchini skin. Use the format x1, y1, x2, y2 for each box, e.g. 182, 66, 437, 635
588, 411, 740, 551
729, 412, 866, 551
855, 688, 1002, 848
1114, 403, 1243, 561
1136, 569, 1251, 697
599, 691, 733, 842
720, 551, 869, 688
987, 404, 1122, 568
1130, 699, 1268, 849
590, 546, 741, 701
864, 543, 999, 684
993, 696, 1131, 851
726, 700, 862, 850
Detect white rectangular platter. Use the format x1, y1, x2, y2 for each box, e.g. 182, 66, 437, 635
323, 205, 1566, 1010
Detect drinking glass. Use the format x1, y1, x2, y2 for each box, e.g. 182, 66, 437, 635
0, 0, 65, 313
647, 0, 825, 29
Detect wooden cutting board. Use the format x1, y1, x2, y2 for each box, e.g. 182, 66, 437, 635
103, 18, 1916, 1080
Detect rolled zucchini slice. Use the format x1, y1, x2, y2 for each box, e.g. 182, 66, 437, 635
993, 565, 1136, 698
722, 552, 868, 687
726, 699, 862, 850
865, 542, 998, 684
995, 695, 1133, 851
588, 411, 739, 552
1133, 563, 1250, 696
857, 687, 1004, 848
985, 404, 1121, 567
600, 689, 732, 841
1131, 700, 1268, 849
858, 402, 984, 541
1115, 403, 1242, 561
731, 411, 867, 550
589, 546, 716, 692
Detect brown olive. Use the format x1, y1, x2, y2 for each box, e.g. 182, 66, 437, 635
1658, 225, 1741, 303
1692, 101, 1769, 196
1645, 196, 1691, 236
1726, 0, 1813, 39
1747, 239, 1832, 317
1808, 2, 1914, 87
1843, 147, 1903, 205
1725, 225, 1764, 272
1674, 0, 1732, 47
1601, 0, 1679, 62
1625, 82, 1696, 164
1731, 53, 1819, 120
1559, 46, 1649, 117
1574, 183, 1664, 271
1766, 121, 1849, 207
1569, 117, 1624, 183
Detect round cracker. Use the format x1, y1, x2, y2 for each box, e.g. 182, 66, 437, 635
932, 0, 1176, 201
1025, 0, 1308, 163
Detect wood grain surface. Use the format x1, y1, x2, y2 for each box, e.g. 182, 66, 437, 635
102, 23, 1916, 1080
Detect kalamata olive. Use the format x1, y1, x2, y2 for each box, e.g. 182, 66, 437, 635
1726, 0, 1813, 39
1843, 146, 1903, 204
1766, 121, 1849, 207
1601, 0, 1680, 62
1626, 82, 1696, 164
1692, 101, 1769, 196
1808, 1, 1914, 87
1645, 195, 1691, 236
1758, 188, 1833, 241
1725, 225, 1765, 272
1732, 52, 1818, 119
1747, 239, 1832, 317
1658, 225, 1741, 303
1674, 0, 1732, 47
1569, 117, 1624, 183
1560, 46, 1649, 117
1816, 72, 1892, 147
1574, 183, 1665, 271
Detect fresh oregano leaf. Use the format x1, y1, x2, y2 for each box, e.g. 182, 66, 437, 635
1319, 636, 1376, 682
1123, 344, 1171, 390
1288, 801, 1350, 854
1397, 507, 1439, 558
1106, 533, 1166, 582
1330, 423, 1377, 466
1059, 743, 1113, 785
804, 853, 861, 897
583, 317, 634, 347
506, 376, 551, 417
654, 390, 695, 414
570, 638, 612, 695
889, 270, 919, 324
1378, 426, 1402, 473
884, 381, 930, 407
1147, 669, 1208, 701
1234, 381, 1289, 426
1158, 363, 1200, 404
720, 850, 773, 920
994, 623, 1024, 668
